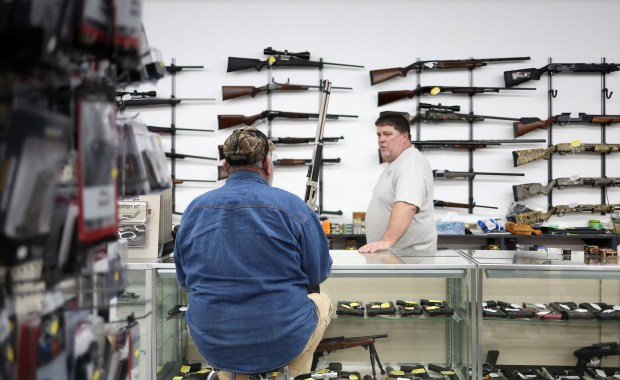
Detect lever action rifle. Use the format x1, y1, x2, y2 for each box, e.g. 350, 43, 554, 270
512, 176, 620, 201
222, 81, 351, 100
433, 169, 524, 179
514, 203, 620, 225
217, 110, 358, 129
382, 103, 520, 124
574, 342, 620, 376
227, 47, 364, 72
504, 62, 620, 87
513, 112, 620, 137
312, 334, 388, 380
512, 142, 620, 167
377, 86, 534, 106
369, 56, 530, 85
305, 80, 331, 213
434, 200, 498, 210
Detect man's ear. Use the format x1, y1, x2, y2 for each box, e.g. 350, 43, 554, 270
262, 155, 273, 177
223, 160, 230, 173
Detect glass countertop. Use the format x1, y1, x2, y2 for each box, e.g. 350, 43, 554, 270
460, 249, 620, 275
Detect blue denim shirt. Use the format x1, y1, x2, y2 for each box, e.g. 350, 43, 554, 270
174, 171, 332, 373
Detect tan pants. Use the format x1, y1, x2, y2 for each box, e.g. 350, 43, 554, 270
218, 292, 333, 380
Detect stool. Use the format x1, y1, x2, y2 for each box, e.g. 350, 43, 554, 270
206, 365, 290, 380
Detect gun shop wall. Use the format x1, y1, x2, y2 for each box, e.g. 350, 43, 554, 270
137, 0, 620, 231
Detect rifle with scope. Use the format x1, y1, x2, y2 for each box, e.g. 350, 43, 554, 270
513, 112, 620, 137
382, 103, 520, 124
512, 142, 620, 167
513, 204, 620, 225
504, 62, 620, 87
227, 47, 364, 72
369, 56, 530, 85
222, 81, 351, 100
410, 138, 545, 151
378, 86, 535, 106
217, 110, 358, 129
116, 89, 214, 108
512, 177, 620, 201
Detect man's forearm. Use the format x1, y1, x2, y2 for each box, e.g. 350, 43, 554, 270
381, 201, 417, 246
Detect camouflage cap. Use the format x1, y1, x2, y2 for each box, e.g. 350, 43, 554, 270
223, 127, 276, 165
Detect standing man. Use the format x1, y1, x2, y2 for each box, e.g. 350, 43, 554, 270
174, 127, 333, 377
359, 113, 437, 253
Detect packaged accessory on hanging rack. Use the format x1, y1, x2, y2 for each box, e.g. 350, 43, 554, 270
0, 104, 72, 241
75, 81, 119, 244
117, 199, 149, 247
144, 132, 172, 190
117, 116, 152, 196
127, 317, 140, 380
37, 289, 68, 379
0, 296, 17, 380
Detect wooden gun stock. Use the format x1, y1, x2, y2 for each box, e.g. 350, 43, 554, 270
377, 90, 414, 106
513, 117, 556, 137
222, 84, 311, 100
370, 67, 408, 85
222, 86, 262, 100
217, 114, 263, 129
591, 116, 620, 125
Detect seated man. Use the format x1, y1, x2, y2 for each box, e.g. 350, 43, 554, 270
174, 127, 333, 378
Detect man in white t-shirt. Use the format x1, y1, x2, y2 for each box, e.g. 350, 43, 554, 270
359, 113, 437, 252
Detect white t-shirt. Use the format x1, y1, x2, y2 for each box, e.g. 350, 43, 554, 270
365, 146, 437, 251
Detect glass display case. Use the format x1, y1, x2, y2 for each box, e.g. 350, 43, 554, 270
117, 258, 185, 380
461, 249, 620, 379
319, 249, 476, 380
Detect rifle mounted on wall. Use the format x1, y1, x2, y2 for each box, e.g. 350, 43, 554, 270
512, 142, 620, 167
410, 139, 545, 151
369, 56, 530, 85
222, 80, 351, 100
513, 204, 620, 225
378, 86, 535, 106
382, 104, 520, 124
512, 177, 620, 201
227, 47, 364, 72
513, 113, 620, 137
217, 110, 357, 129
433, 170, 524, 179
504, 63, 620, 87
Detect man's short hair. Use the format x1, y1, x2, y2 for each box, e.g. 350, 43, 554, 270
375, 113, 411, 137
223, 127, 276, 165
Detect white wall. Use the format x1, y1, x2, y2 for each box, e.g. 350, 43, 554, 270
138, 0, 620, 228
